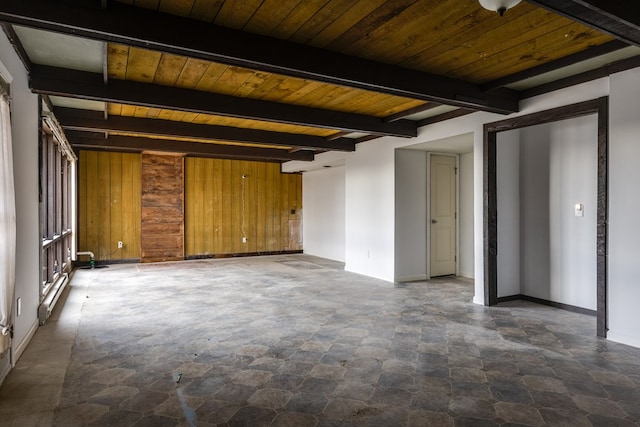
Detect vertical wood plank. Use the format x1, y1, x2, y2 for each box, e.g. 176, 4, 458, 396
256, 162, 267, 252
110, 152, 123, 259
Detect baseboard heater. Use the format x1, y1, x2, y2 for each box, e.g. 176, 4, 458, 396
38, 273, 69, 326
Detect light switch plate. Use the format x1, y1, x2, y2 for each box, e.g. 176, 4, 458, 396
575, 203, 584, 217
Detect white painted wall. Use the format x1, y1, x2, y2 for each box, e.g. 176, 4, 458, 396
345, 140, 397, 281
496, 130, 521, 297
302, 166, 345, 262
284, 74, 640, 348
519, 118, 598, 310
394, 149, 427, 282
0, 31, 41, 365
608, 68, 640, 348
458, 152, 474, 279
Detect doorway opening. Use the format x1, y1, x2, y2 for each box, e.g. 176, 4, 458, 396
395, 133, 474, 283
484, 97, 608, 337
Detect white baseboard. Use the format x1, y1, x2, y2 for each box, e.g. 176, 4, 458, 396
395, 274, 428, 283
607, 330, 640, 349
12, 319, 39, 366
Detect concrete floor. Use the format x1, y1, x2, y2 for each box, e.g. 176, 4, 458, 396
1, 254, 639, 426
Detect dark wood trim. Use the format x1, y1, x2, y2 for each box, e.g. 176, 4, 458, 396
417, 109, 475, 127
54, 107, 355, 152
596, 96, 609, 338
1, 23, 32, 73
484, 96, 608, 338
31, 65, 417, 138
67, 132, 315, 163
527, 0, 640, 47
186, 250, 303, 261
496, 294, 598, 317
484, 40, 629, 90
483, 128, 497, 306
0, 0, 519, 114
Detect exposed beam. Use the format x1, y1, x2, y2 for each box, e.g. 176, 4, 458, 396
54, 107, 356, 152
417, 108, 475, 127
66, 131, 315, 162
31, 66, 416, 138
527, 0, 640, 47
0, 0, 519, 114
1, 24, 31, 73
483, 39, 629, 90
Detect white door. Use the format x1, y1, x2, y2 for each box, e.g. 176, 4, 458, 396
430, 155, 456, 276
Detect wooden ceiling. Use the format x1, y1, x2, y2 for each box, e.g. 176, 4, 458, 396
1, 0, 638, 162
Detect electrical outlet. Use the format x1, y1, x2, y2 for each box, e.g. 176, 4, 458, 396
117, 241, 123, 249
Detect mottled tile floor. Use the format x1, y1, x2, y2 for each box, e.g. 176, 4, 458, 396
2, 254, 640, 426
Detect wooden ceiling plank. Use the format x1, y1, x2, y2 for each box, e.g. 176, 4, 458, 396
307, 0, 387, 48
268, 0, 332, 40
158, 0, 194, 17
125, 46, 162, 83
153, 53, 189, 86
402, 9, 561, 76
209, 65, 257, 95
107, 102, 122, 116
188, 0, 224, 23
527, 0, 640, 47
174, 57, 212, 89
241, 0, 304, 35
334, 0, 460, 62
0, 0, 518, 113
288, 0, 355, 45
32, 66, 417, 137
107, 43, 129, 80
323, 0, 420, 54
399, 5, 545, 71
240, 74, 288, 100
233, 70, 273, 98
450, 24, 613, 83
214, 0, 265, 30
68, 132, 316, 162
55, 106, 356, 151
194, 62, 229, 92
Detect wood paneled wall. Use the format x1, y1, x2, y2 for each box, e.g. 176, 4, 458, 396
141, 153, 185, 263
78, 152, 302, 263
78, 151, 141, 261
185, 158, 302, 257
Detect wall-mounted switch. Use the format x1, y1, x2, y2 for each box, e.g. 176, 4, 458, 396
242, 237, 247, 243
117, 241, 124, 249
575, 203, 584, 217
16, 297, 21, 316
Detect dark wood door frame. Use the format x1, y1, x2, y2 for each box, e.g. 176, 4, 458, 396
483, 97, 609, 337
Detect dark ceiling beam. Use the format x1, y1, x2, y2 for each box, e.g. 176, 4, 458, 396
66, 131, 315, 162
54, 107, 356, 152
0, 0, 519, 114
483, 39, 629, 90
31, 66, 416, 138
527, 0, 640, 47
1, 24, 31, 73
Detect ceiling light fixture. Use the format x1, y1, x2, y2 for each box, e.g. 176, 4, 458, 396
478, 0, 522, 16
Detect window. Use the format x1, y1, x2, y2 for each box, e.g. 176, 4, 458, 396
40, 113, 75, 301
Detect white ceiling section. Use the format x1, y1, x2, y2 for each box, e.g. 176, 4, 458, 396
48, 96, 106, 112
13, 26, 104, 73
506, 46, 640, 91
